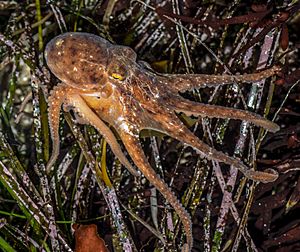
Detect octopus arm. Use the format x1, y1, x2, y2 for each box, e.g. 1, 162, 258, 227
162, 66, 279, 92
47, 84, 67, 172
165, 96, 279, 133
143, 113, 278, 183
64, 93, 140, 177
117, 129, 193, 251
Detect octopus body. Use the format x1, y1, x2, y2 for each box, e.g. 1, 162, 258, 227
45, 32, 279, 251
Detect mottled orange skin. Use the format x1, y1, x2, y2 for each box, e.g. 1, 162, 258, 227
45, 32, 280, 251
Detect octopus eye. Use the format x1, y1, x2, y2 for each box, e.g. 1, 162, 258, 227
109, 64, 128, 81
111, 73, 125, 81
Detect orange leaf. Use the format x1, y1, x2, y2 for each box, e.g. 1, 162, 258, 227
73, 224, 109, 252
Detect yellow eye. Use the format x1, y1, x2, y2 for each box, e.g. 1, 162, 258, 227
111, 72, 125, 81
109, 63, 128, 81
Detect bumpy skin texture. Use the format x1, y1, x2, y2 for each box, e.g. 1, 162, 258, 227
45, 32, 280, 251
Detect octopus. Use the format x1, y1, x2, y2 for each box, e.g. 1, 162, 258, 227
44, 32, 280, 251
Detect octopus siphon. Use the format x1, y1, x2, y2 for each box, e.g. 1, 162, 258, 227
44, 32, 280, 251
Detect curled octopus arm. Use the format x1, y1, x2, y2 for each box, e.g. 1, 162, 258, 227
118, 129, 193, 252
47, 90, 139, 177
161, 66, 280, 92
165, 96, 279, 133
144, 112, 278, 183
65, 93, 140, 176
46, 84, 66, 172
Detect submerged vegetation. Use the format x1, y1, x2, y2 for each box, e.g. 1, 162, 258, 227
0, 1, 300, 251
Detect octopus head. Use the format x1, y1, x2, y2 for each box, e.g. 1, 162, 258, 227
45, 32, 110, 90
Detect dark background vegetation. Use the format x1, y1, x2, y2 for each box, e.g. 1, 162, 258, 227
0, 0, 300, 251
